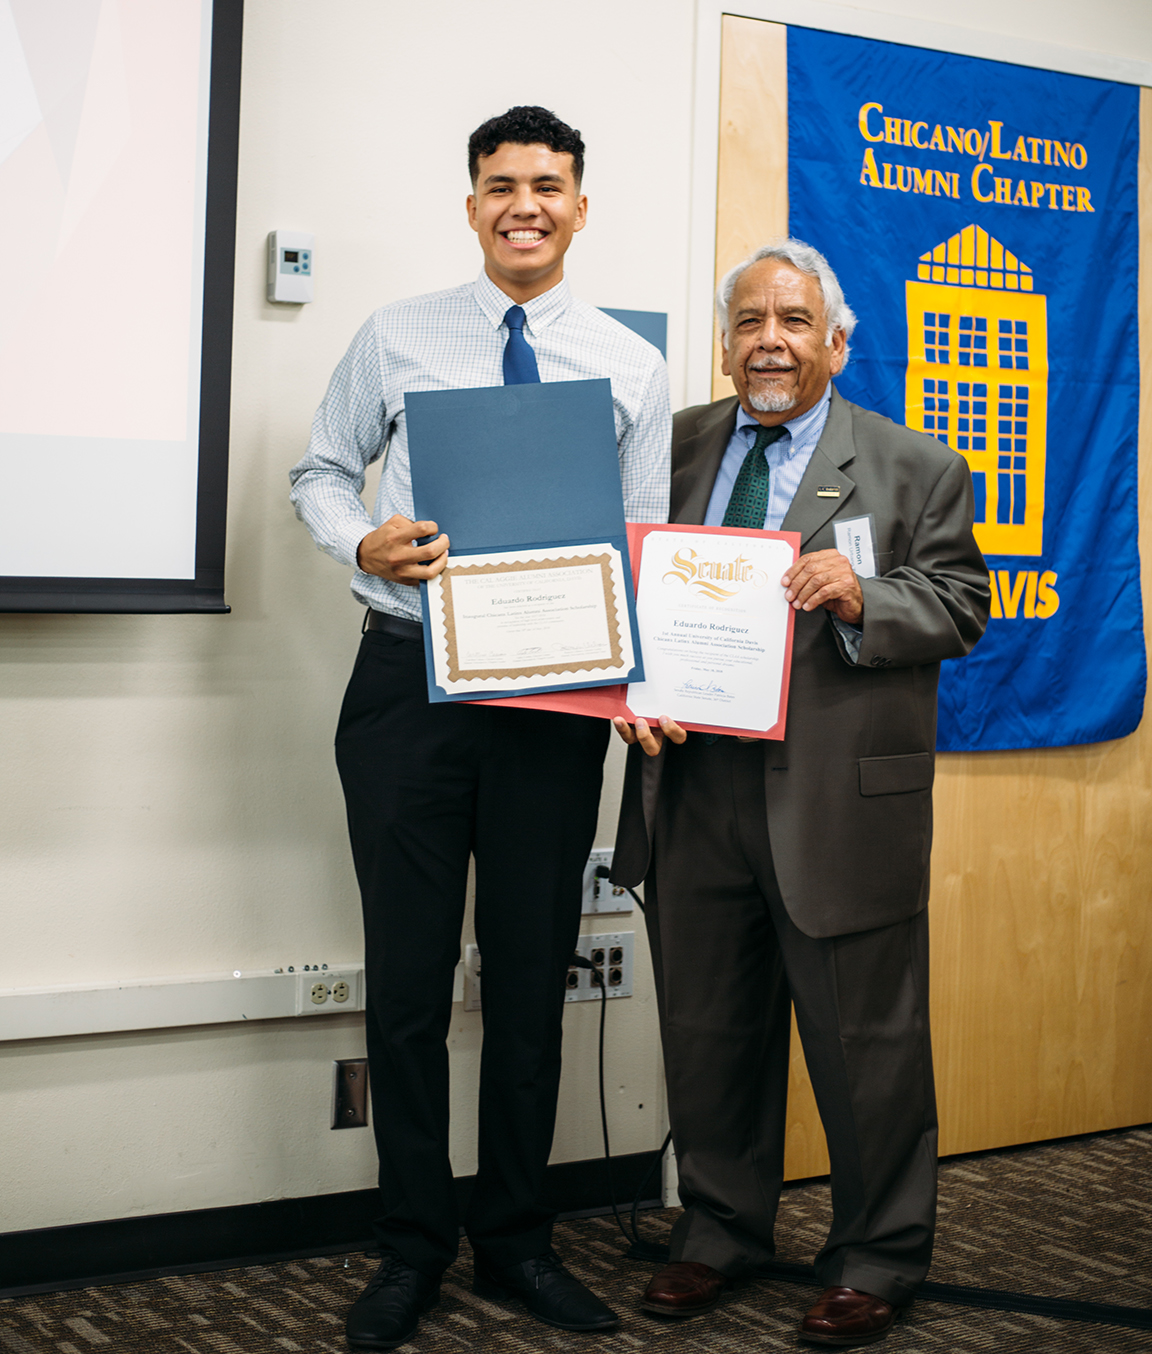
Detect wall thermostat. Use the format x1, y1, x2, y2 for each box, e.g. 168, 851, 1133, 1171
267, 229, 314, 303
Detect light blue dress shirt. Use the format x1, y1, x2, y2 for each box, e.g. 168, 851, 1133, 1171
703, 383, 861, 660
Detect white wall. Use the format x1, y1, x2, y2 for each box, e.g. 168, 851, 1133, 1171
0, 0, 695, 1236
1, 0, 1149, 1236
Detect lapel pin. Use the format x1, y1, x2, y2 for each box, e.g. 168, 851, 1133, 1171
816, 485, 841, 498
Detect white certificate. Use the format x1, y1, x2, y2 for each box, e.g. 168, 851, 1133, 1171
626, 530, 795, 734
426, 544, 636, 696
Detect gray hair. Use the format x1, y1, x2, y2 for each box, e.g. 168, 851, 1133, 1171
716, 238, 857, 359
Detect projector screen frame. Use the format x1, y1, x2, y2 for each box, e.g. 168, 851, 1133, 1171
0, 0, 243, 616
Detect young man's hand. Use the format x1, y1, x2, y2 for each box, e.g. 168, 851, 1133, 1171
357, 515, 449, 585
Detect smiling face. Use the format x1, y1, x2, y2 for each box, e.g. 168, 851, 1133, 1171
721, 258, 846, 425
467, 141, 587, 303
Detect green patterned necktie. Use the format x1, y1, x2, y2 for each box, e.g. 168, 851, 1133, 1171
722, 424, 788, 529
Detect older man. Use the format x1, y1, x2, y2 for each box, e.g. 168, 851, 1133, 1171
611, 240, 989, 1346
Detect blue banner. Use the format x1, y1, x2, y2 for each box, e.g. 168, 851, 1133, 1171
786, 27, 1144, 750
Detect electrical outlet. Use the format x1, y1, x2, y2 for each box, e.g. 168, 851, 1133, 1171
462, 944, 482, 1012
295, 968, 362, 1016
565, 932, 634, 1003
331, 1058, 369, 1129
582, 848, 633, 915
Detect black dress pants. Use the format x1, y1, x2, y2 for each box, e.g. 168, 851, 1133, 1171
335, 627, 610, 1276
647, 735, 937, 1307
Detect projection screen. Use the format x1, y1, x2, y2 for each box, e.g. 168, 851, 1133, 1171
0, 0, 241, 613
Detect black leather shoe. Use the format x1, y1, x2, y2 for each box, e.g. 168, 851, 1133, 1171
345, 1252, 440, 1350
473, 1250, 620, 1331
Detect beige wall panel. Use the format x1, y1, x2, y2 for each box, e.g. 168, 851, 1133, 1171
783, 1025, 829, 1179
719, 23, 1152, 1182
713, 17, 789, 403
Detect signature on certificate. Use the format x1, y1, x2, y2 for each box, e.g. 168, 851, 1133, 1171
679, 679, 729, 697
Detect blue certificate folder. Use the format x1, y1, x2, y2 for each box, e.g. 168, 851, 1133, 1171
406, 378, 644, 702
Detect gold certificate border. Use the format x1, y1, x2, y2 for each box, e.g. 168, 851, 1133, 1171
440, 553, 624, 683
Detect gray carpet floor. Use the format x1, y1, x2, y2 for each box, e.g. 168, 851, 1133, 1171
2, 1128, 1150, 1352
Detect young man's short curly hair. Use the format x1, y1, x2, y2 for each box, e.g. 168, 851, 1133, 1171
468, 106, 585, 186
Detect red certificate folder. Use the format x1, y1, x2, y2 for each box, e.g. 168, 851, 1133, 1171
474, 522, 799, 740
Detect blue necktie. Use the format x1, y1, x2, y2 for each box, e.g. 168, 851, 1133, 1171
503, 305, 541, 384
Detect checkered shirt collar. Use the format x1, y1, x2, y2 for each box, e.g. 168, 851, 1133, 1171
472, 268, 572, 335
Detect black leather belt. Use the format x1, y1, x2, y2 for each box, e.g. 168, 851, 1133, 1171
364, 609, 423, 640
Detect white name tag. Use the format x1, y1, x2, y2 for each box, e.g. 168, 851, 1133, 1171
833, 514, 878, 579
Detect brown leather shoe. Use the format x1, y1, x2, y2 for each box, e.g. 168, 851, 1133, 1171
641, 1261, 728, 1316
799, 1287, 897, 1345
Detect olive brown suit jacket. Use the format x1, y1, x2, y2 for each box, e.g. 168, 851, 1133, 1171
611, 386, 990, 939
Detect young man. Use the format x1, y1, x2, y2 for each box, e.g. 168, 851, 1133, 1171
289, 107, 670, 1350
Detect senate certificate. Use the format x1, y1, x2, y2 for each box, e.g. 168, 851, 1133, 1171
426, 545, 636, 696
626, 528, 797, 735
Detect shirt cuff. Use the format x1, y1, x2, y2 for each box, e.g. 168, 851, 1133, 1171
328, 517, 376, 570
832, 615, 863, 664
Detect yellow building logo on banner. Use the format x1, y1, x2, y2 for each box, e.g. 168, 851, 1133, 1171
904, 224, 1048, 556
